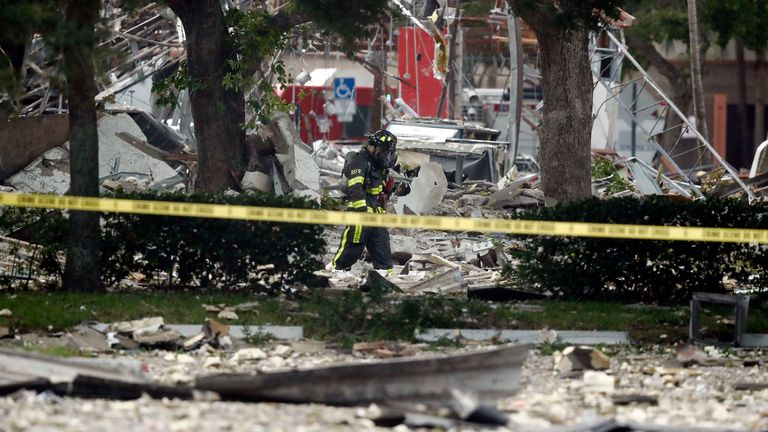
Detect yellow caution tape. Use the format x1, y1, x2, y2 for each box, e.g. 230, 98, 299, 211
1, 192, 767, 244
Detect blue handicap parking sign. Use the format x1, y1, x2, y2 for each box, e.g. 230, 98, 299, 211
333, 77, 356, 100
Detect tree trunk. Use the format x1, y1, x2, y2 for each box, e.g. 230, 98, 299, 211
370, 58, 383, 131
755, 50, 766, 147
687, 0, 709, 143
530, 24, 593, 203
168, 0, 246, 193
61, 0, 102, 292
736, 40, 750, 168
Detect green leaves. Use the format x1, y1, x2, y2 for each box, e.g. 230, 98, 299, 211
0, 191, 325, 293
290, 0, 393, 53
705, 0, 768, 51
506, 196, 768, 305
510, 0, 626, 31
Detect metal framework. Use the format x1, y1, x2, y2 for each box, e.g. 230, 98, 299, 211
589, 29, 756, 201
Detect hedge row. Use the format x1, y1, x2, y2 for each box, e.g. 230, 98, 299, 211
0, 191, 325, 293
506, 196, 768, 305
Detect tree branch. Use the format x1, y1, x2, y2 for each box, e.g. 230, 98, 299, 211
272, 6, 310, 33
625, 33, 686, 88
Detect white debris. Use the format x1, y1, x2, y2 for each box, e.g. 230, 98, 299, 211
107, 317, 164, 335
217, 310, 239, 321
394, 162, 448, 215
231, 348, 267, 363
241, 171, 273, 193
582, 371, 615, 393
0, 309, 12, 317
272, 345, 292, 358
203, 356, 222, 369
176, 354, 196, 364
290, 189, 321, 204
97, 113, 177, 179
6, 113, 177, 194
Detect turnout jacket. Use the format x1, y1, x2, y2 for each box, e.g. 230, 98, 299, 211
343, 150, 386, 213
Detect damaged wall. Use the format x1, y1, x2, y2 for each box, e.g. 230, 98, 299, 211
0, 115, 69, 182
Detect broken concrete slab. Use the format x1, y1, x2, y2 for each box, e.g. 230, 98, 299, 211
394, 162, 448, 215
409, 254, 461, 269
581, 371, 615, 393
6, 113, 177, 194
66, 325, 111, 353
217, 310, 239, 321
485, 178, 526, 209
267, 113, 320, 192
132, 327, 183, 347
231, 348, 267, 363
5, 147, 72, 194
241, 170, 274, 193
290, 340, 326, 354
405, 269, 467, 294
553, 346, 611, 373
96, 113, 178, 180
107, 317, 164, 335
415, 329, 629, 345
196, 344, 529, 405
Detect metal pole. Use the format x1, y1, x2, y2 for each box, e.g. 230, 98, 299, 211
631, 82, 637, 157
505, 8, 523, 172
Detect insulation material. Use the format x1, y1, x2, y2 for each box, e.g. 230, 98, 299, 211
394, 162, 448, 215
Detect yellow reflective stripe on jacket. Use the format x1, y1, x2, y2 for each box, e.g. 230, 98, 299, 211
333, 226, 350, 266
367, 206, 375, 213
348, 176, 365, 186
366, 186, 383, 194
349, 199, 367, 209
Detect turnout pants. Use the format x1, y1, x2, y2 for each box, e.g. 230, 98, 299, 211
332, 224, 392, 270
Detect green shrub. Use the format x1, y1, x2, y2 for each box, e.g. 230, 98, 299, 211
505, 196, 768, 305
1, 191, 325, 293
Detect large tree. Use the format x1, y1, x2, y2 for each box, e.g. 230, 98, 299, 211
60, 0, 103, 292
627, 0, 768, 168
706, 0, 768, 157
0, 0, 103, 292
507, 1, 624, 203
161, 0, 391, 193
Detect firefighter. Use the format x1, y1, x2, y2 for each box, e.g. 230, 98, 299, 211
331, 129, 398, 272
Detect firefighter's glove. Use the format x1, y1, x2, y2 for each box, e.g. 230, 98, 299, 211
383, 177, 395, 198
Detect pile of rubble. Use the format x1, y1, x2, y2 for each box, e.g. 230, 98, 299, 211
1, 323, 766, 431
